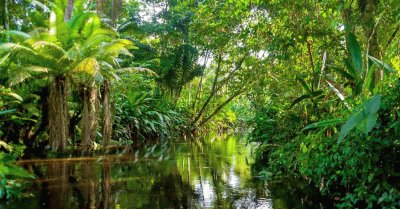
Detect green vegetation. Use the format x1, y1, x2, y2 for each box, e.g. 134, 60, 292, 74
1, 0, 400, 208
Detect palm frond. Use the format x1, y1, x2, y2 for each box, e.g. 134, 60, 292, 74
31, 41, 67, 60
8, 69, 33, 86
73, 58, 100, 76
8, 66, 48, 86
1, 30, 31, 40
82, 16, 102, 38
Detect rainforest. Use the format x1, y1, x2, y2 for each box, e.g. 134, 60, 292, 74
0, 0, 400, 208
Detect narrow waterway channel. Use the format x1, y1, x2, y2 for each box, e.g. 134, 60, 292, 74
3, 135, 327, 209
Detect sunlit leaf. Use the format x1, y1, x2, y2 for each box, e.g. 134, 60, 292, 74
5, 93, 23, 101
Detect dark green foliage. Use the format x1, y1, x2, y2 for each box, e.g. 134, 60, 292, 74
160, 43, 203, 95
0, 142, 34, 200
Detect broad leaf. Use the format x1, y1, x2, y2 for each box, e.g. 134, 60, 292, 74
364, 64, 375, 93
338, 94, 381, 144
338, 114, 357, 144
348, 32, 363, 74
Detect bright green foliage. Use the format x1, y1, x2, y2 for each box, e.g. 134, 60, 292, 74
247, 0, 400, 208
113, 73, 189, 142
1, 0, 400, 206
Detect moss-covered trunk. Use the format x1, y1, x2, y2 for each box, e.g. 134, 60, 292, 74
49, 76, 69, 151
102, 79, 112, 146
81, 86, 97, 149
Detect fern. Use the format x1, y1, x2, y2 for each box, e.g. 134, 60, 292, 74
82, 16, 102, 38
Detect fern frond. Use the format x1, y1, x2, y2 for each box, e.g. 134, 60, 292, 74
8, 68, 33, 86
82, 15, 101, 38
102, 39, 134, 57
0, 53, 10, 66
81, 34, 114, 54
8, 66, 48, 86
68, 12, 90, 39
31, 41, 67, 60
1, 30, 31, 41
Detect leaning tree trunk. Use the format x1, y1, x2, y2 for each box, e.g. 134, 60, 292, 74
49, 76, 69, 151
102, 79, 112, 146
81, 85, 97, 150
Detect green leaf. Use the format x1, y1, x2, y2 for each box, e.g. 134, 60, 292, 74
296, 78, 312, 93
338, 114, 357, 144
364, 64, 375, 93
356, 94, 381, 134
338, 94, 381, 144
348, 32, 362, 74
5, 164, 34, 178
302, 119, 344, 131
289, 94, 311, 108
0, 109, 17, 116
368, 55, 396, 74
1, 30, 31, 39
82, 16, 101, 38
5, 93, 23, 101
0, 53, 10, 65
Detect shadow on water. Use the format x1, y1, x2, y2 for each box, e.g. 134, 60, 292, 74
2, 135, 332, 209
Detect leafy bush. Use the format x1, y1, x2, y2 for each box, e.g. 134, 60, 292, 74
250, 78, 400, 208
113, 74, 189, 144
0, 142, 34, 200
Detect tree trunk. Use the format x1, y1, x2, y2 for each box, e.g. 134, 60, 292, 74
192, 55, 222, 125
360, 0, 381, 82
29, 87, 50, 145
81, 86, 97, 149
4, 0, 8, 30
97, 0, 104, 16
197, 89, 244, 127
1, 0, 10, 40
49, 76, 69, 151
102, 79, 112, 146
111, 0, 122, 27
64, 0, 75, 22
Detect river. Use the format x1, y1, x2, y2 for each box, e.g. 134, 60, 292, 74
3, 134, 327, 209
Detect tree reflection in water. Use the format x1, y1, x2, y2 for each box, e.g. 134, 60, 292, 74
7, 135, 330, 209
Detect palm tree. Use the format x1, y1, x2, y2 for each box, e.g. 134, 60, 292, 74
0, 1, 133, 151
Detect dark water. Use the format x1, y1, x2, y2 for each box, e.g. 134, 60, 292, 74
2, 135, 327, 209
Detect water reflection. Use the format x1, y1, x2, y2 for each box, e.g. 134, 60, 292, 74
4, 135, 328, 209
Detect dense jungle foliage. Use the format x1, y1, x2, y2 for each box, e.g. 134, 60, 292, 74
0, 0, 400, 208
